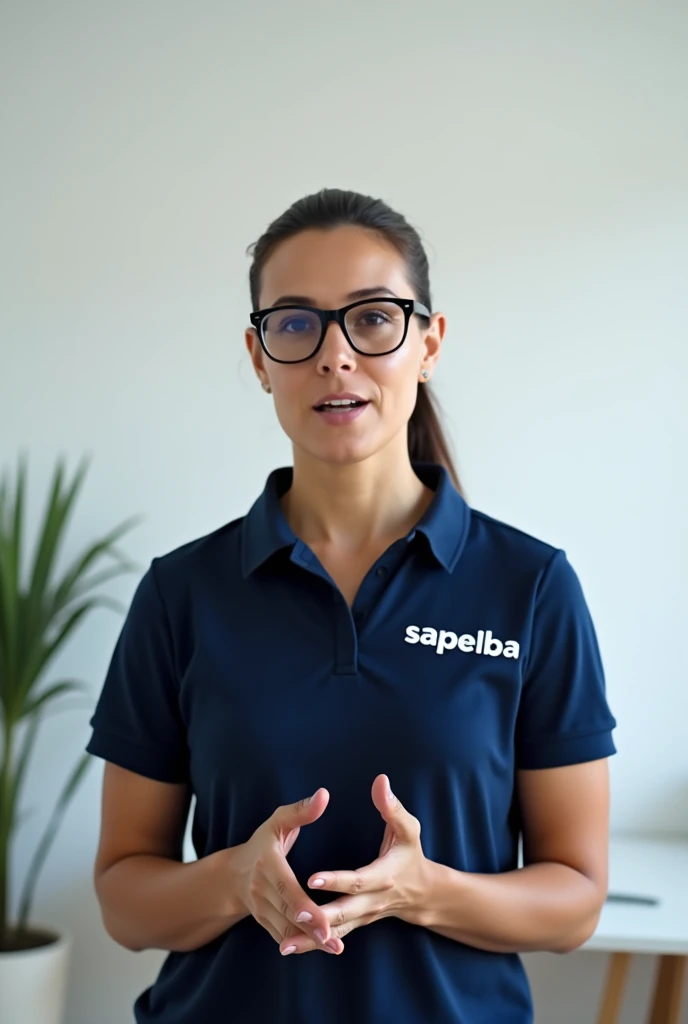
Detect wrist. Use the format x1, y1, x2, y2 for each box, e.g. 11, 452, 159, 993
399, 857, 449, 929
214, 844, 251, 925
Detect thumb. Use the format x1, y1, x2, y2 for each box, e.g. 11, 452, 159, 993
275, 787, 330, 835
372, 775, 418, 842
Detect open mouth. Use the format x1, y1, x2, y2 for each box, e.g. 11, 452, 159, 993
313, 399, 369, 413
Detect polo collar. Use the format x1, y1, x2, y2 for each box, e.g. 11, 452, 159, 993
240, 462, 470, 578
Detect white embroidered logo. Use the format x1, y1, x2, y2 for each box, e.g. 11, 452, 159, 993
404, 625, 520, 659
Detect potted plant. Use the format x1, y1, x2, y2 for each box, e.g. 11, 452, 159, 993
0, 454, 141, 1024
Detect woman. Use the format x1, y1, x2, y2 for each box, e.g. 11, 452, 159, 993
87, 187, 617, 1024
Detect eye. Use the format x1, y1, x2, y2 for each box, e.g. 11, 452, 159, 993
265, 310, 320, 336
279, 316, 313, 333
357, 310, 393, 328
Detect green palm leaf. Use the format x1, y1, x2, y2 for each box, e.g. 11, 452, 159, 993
48, 522, 143, 621
22, 680, 88, 718
24, 456, 86, 643
0, 454, 140, 948
14, 595, 124, 720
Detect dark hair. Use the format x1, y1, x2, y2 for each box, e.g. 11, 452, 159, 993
246, 187, 463, 495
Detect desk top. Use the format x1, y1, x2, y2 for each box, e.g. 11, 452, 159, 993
584, 835, 688, 955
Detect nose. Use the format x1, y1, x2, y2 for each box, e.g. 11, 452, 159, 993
315, 320, 357, 375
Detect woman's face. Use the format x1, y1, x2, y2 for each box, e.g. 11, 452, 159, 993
245, 225, 445, 467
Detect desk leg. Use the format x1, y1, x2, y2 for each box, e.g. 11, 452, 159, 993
597, 952, 632, 1024
648, 955, 687, 1024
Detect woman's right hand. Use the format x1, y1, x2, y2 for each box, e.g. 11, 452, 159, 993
231, 788, 344, 956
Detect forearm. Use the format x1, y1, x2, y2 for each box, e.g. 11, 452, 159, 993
96, 846, 249, 953
406, 860, 604, 954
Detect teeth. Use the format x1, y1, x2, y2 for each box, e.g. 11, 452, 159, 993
325, 399, 357, 406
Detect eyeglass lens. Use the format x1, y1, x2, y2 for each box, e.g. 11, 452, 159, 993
261, 300, 406, 361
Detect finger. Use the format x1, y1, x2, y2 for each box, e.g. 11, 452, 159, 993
379, 827, 394, 858
324, 893, 381, 936
279, 928, 345, 956
283, 826, 300, 856
256, 897, 341, 956
371, 775, 421, 842
273, 788, 330, 839
283, 910, 368, 949
329, 916, 365, 942
254, 897, 297, 947
308, 864, 392, 895
264, 851, 332, 943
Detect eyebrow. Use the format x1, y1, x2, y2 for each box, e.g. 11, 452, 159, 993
268, 286, 400, 307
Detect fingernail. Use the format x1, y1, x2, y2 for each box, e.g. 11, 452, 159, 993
281, 945, 297, 956
296, 911, 313, 923
310, 878, 325, 887
314, 928, 327, 944
326, 939, 339, 952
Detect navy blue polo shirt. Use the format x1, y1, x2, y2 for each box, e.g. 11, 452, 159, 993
86, 462, 616, 1024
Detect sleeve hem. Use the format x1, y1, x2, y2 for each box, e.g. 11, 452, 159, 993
517, 726, 616, 770
86, 725, 190, 784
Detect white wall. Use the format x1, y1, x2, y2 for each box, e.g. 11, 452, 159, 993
1, 1, 686, 1021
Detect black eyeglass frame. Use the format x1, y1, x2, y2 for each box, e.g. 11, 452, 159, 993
249, 297, 432, 364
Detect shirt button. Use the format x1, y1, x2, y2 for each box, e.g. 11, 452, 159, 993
375, 565, 388, 578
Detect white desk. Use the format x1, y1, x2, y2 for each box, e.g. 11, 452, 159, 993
583, 836, 688, 1023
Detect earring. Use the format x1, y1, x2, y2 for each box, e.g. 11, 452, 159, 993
421, 370, 429, 381
262, 381, 272, 394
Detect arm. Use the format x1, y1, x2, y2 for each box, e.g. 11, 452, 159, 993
409, 758, 610, 954
94, 762, 249, 953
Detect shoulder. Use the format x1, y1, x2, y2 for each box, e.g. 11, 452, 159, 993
148, 514, 247, 597
466, 506, 562, 582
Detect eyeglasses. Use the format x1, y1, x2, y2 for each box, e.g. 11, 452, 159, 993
249, 297, 431, 364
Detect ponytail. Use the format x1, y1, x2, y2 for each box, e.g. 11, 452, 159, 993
409, 383, 462, 494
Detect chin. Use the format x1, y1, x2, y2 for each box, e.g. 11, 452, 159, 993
296, 437, 379, 467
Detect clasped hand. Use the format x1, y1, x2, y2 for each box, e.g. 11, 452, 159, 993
233, 773, 429, 957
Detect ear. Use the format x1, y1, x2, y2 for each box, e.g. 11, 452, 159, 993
245, 326, 267, 381
420, 311, 446, 377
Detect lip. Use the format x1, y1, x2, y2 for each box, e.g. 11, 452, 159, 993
312, 392, 368, 409
314, 402, 369, 427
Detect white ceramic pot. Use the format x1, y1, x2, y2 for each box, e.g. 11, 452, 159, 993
0, 927, 71, 1024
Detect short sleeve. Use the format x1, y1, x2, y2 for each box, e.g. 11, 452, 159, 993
86, 559, 190, 783
516, 549, 617, 770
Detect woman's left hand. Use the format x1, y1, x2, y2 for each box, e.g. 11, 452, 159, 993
278, 775, 431, 956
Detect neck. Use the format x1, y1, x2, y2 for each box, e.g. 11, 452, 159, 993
281, 439, 434, 553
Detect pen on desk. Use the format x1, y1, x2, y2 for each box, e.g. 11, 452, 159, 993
605, 892, 660, 906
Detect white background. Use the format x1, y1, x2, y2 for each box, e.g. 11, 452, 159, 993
1, 1, 686, 1021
